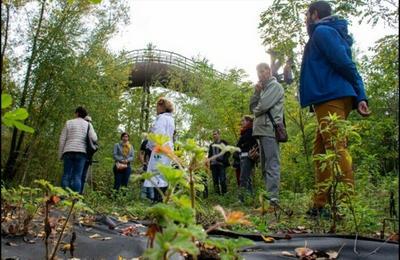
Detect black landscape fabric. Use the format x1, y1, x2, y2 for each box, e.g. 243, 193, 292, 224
2, 216, 398, 260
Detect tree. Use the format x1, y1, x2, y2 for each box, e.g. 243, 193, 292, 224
1, 0, 130, 183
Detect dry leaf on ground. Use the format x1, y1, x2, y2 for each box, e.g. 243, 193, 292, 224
6, 242, 18, 246
295, 247, 314, 257
261, 235, 275, 243
281, 251, 295, 257
89, 233, 101, 239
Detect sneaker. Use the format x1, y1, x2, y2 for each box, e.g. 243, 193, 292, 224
269, 198, 279, 206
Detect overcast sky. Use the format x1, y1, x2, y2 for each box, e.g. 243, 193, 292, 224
108, 0, 397, 83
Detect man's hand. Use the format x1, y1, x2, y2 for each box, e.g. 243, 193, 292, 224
255, 81, 264, 93
357, 101, 371, 117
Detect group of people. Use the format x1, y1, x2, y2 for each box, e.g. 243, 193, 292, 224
58, 97, 175, 200
59, 1, 370, 215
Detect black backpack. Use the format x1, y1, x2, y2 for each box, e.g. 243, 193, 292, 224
86, 123, 99, 159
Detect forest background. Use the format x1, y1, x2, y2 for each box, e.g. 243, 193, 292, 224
1, 0, 398, 236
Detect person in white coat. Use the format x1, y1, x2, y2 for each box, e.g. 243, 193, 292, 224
143, 97, 175, 203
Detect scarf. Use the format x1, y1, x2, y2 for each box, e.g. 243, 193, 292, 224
122, 142, 131, 157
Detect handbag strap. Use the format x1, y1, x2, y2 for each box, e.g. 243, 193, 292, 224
266, 110, 286, 129
266, 111, 277, 129
86, 122, 90, 141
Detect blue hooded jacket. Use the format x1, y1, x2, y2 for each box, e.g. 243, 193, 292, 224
299, 16, 367, 108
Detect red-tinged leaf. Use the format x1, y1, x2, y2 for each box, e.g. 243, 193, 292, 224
121, 226, 138, 236
145, 223, 162, 248
49, 195, 60, 205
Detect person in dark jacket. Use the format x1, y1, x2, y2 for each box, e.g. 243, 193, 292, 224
232, 151, 241, 187
208, 130, 230, 195
236, 115, 258, 201
300, 1, 370, 217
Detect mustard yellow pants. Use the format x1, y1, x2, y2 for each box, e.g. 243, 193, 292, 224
312, 97, 354, 208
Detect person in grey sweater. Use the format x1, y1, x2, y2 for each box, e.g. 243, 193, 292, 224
250, 63, 284, 207
59, 106, 97, 193
113, 132, 134, 190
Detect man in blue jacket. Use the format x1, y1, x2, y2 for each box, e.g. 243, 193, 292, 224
300, 1, 370, 217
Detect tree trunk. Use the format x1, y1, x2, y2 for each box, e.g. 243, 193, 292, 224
4, 0, 46, 181
1, 4, 10, 79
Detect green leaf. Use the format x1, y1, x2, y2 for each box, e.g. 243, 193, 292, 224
146, 203, 195, 225
156, 164, 185, 186
172, 195, 191, 208
148, 133, 170, 146
12, 108, 29, 120
212, 143, 241, 154
2, 117, 13, 127
90, 0, 102, 3
1, 94, 12, 109
13, 121, 34, 133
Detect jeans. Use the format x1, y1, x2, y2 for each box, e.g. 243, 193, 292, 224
113, 165, 131, 190
210, 164, 227, 195
80, 160, 91, 194
260, 136, 280, 201
141, 186, 154, 200
62, 152, 87, 193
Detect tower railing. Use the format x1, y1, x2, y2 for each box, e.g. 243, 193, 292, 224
125, 49, 225, 78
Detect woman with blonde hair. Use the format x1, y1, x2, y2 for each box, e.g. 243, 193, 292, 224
143, 97, 175, 203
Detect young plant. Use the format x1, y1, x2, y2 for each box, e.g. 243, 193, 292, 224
204, 237, 255, 260
1, 185, 41, 236
140, 134, 253, 259
313, 113, 361, 233
34, 179, 92, 260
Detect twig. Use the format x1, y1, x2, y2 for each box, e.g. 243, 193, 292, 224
353, 233, 392, 257
206, 222, 224, 233
336, 243, 345, 258
49, 199, 77, 260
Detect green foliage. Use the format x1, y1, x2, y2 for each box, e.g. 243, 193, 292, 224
1, 0, 131, 184
313, 114, 362, 232
146, 203, 195, 226
140, 134, 254, 259
1, 94, 34, 133
206, 237, 255, 260
148, 133, 171, 146
144, 224, 205, 259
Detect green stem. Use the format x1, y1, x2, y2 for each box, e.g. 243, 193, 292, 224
189, 167, 195, 209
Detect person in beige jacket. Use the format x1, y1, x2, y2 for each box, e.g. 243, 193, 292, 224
59, 106, 97, 192
250, 63, 284, 206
